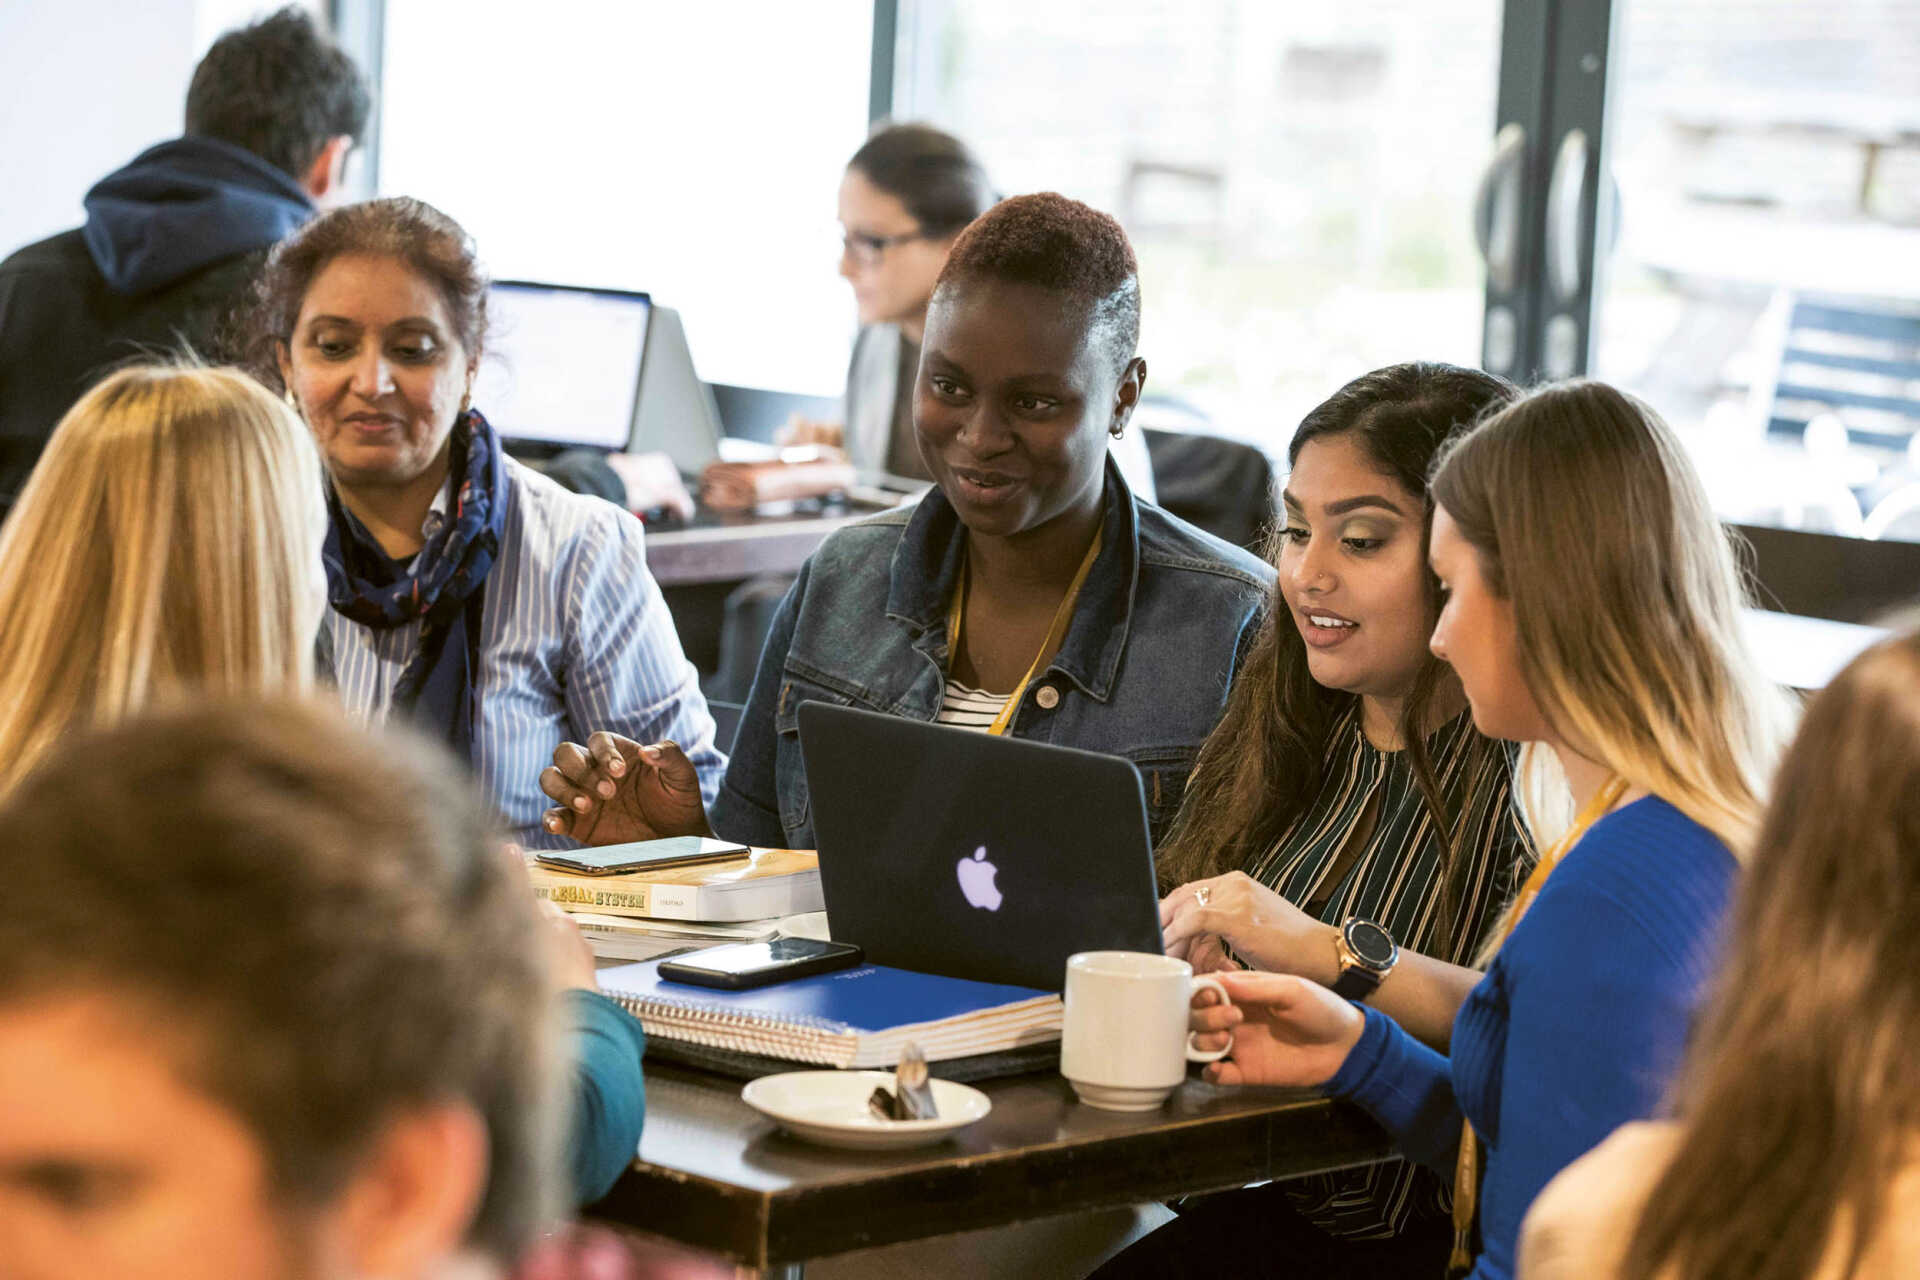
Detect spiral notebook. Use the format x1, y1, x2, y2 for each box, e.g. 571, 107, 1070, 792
596, 958, 1063, 1069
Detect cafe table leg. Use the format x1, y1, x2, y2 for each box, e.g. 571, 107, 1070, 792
737, 1266, 803, 1279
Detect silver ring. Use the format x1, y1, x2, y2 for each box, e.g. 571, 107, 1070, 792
1195, 885, 1212, 907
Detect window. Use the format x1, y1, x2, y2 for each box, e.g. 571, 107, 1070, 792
1592, 0, 1920, 536
893, 0, 1503, 443
378, 0, 873, 395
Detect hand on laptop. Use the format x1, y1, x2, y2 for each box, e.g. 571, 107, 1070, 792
540, 732, 710, 845
1161, 872, 1340, 987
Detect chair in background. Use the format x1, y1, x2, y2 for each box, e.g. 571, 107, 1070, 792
1753, 290, 1920, 453
1140, 425, 1280, 555
704, 575, 793, 707
707, 699, 745, 758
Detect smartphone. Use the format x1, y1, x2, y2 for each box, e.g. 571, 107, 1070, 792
534, 836, 750, 878
657, 938, 865, 990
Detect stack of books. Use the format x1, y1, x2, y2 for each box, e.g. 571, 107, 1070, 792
599, 957, 1063, 1070
526, 847, 824, 961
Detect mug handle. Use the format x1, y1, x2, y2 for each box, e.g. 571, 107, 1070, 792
1185, 974, 1233, 1064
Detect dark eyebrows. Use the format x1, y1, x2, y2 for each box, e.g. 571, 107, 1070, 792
305, 315, 443, 333
1325, 494, 1408, 517
921, 350, 1075, 394
1280, 491, 1408, 518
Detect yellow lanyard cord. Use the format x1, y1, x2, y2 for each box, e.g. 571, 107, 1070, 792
1447, 772, 1629, 1278
944, 529, 1103, 737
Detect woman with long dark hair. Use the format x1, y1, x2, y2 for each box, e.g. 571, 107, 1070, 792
1520, 628, 1920, 1280
1179, 381, 1796, 1280
1100, 363, 1534, 1278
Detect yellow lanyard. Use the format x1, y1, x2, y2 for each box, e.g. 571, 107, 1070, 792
944, 529, 1102, 736
1447, 772, 1628, 1279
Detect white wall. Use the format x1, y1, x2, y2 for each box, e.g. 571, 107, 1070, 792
0, 0, 303, 254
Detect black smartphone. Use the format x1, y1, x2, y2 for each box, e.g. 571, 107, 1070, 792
533, 836, 750, 878
657, 938, 865, 990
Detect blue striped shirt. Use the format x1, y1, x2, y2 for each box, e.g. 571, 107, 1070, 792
325, 456, 724, 847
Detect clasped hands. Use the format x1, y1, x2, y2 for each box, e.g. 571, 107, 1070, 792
1163, 871, 1364, 1089
539, 731, 709, 844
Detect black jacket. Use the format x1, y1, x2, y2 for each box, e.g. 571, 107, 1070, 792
0, 136, 312, 514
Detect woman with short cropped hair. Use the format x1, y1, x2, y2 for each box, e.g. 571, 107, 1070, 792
541, 192, 1271, 855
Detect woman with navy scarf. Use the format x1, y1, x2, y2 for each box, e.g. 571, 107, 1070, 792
251, 195, 718, 1201
251, 196, 724, 840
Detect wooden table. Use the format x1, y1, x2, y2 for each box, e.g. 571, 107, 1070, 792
588, 1062, 1390, 1276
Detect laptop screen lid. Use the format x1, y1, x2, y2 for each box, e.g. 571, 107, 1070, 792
797, 702, 1164, 991
477, 280, 651, 451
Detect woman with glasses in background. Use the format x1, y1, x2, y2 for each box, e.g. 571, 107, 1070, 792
782, 122, 995, 480
786, 122, 1155, 494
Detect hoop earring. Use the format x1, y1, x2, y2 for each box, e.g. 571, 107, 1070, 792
1109, 423, 1126, 439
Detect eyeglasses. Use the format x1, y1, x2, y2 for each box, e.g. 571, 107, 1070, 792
841, 227, 932, 267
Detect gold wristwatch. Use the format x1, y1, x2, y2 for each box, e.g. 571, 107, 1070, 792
1331, 917, 1398, 1002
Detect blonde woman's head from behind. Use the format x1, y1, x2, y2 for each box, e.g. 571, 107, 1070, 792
1428, 379, 1794, 854
0, 365, 327, 793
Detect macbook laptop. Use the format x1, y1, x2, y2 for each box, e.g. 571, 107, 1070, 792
477, 280, 652, 454
797, 703, 1165, 991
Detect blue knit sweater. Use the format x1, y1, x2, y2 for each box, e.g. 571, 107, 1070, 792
1325, 796, 1735, 1280
563, 989, 647, 1203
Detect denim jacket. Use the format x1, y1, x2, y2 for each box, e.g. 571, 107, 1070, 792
710, 459, 1275, 851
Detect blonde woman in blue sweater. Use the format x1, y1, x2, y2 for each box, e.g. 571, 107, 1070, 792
1184, 381, 1795, 1280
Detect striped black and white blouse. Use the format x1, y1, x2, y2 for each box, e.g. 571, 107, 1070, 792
1247, 703, 1534, 1240
326, 456, 725, 849
935, 678, 1012, 731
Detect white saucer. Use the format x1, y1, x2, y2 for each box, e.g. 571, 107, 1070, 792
741, 1070, 991, 1150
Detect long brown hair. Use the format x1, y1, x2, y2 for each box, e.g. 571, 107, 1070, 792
1430, 381, 1795, 859
1159, 362, 1518, 946
1620, 629, 1920, 1280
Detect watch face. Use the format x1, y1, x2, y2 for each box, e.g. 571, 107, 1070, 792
1346, 920, 1396, 969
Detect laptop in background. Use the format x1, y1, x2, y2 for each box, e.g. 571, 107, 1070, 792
476, 280, 651, 454
797, 703, 1165, 991
631, 303, 737, 479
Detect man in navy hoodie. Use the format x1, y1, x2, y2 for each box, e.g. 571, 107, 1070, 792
0, 7, 369, 517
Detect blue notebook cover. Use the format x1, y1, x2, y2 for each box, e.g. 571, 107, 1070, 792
598, 959, 1052, 1034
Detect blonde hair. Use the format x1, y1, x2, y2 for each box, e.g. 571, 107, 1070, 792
1431, 380, 1796, 859
0, 365, 327, 793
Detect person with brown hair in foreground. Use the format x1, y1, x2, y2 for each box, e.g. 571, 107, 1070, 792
1520, 627, 1920, 1280
0, 700, 723, 1280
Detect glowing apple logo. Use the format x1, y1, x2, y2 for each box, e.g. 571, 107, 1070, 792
956, 846, 1003, 911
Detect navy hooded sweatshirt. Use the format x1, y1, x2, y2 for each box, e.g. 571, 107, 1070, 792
0, 135, 312, 513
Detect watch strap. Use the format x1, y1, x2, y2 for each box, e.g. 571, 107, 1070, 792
1331, 964, 1384, 1001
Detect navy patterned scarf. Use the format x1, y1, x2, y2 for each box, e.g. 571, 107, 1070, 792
323, 408, 508, 760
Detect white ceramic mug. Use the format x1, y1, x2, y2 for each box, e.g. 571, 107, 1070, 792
1059, 950, 1233, 1111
